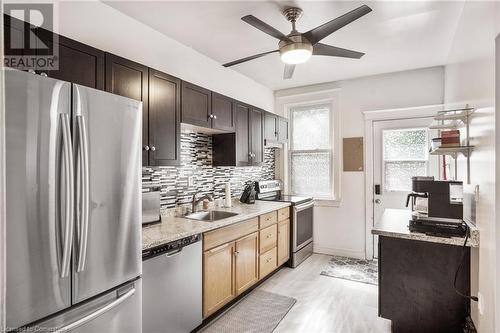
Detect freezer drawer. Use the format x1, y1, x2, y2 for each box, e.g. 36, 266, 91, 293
28, 279, 142, 333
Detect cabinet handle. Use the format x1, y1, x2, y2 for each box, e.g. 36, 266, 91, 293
40, 72, 48, 77
150, 146, 156, 151
209, 114, 215, 119
143, 145, 150, 151
267, 234, 272, 238
213, 115, 217, 119
234, 251, 239, 256
266, 258, 272, 263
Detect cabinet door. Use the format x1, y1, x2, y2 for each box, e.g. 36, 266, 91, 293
264, 112, 278, 144
37, 31, 104, 90
278, 117, 289, 143
235, 232, 259, 295
212, 92, 235, 131
203, 242, 235, 318
249, 108, 264, 165
104, 53, 149, 165
148, 69, 181, 166
181, 81, 212, 128
3, 15, 30, 68
278, 219, 290, 266
235, 102, 251, 166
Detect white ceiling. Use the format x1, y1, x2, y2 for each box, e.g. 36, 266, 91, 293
105, 1, 464, 91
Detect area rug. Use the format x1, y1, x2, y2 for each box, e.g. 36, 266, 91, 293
201, 290, 296, 333
320, 255, 378, 285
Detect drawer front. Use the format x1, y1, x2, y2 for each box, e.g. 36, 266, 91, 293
277, 207, 290, 221
259, 224, 277, 254
259, 211, 278, 229
259, 247, 277, 279
204, 217, 258, 251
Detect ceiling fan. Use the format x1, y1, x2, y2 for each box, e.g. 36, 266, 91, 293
223, 5, 372, 79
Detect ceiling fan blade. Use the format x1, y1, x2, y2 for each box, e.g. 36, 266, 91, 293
313, 43, 365, 59
303, 5, 372, 44
283, 64, 295, 80
223, 50, 279, 67
242, 15, 291, 42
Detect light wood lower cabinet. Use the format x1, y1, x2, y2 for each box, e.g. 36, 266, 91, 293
203, 242, 235, 318
235, 232, 259, 295
203, 210, 291, 318
259, 247, 277, 279
277, 219, 290, 266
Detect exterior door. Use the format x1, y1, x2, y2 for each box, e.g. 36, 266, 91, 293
372, 117, 438, 257
5, 69, 72, 328
72, 85, 142, 304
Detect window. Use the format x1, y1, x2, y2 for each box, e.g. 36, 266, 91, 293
383, 128, 428, 191
289, 103, 333, 198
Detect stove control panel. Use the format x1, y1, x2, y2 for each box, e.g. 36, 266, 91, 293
255, 180, 282, 193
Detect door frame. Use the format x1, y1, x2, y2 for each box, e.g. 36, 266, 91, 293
363, 104, 444, 260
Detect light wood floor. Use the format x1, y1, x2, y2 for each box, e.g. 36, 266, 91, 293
258, 254, 392, 333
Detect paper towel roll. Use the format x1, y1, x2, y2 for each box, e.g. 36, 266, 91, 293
225, 183, 232, 207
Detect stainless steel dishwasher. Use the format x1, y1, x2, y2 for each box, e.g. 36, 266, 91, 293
142, 234, 202, 333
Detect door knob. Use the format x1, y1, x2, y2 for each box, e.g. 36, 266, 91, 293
374, 199, 381, 204
143, 145, 150, 151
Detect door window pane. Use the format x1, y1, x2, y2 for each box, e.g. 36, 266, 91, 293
291, 104, 330, 150
383, 128, 428, 191
383, 128, 427, 161
384, 161, 427, 191
291, 152, 330, 197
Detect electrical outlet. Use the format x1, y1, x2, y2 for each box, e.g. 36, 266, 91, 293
478, 292, 484, 315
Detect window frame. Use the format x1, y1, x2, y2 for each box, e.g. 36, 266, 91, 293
288, 101, 335, 200
382, 127, 430, 192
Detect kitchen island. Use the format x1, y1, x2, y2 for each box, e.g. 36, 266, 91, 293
372, 209, 479, 333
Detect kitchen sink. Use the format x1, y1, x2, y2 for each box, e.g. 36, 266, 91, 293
184, 210, 238, 222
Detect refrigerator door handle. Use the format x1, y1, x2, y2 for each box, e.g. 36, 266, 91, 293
76, 115, 90, 273
54, 287, 136, 332
60, 113, 74, 278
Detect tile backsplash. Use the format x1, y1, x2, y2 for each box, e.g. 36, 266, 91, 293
143, 132, 276, 209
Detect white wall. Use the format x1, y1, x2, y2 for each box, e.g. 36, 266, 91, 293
275, 67, 444, 258
54, 0, 274, 112
443, 2, 500, 332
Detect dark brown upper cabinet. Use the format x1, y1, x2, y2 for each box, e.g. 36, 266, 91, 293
181, 81, 212, 128
249, 108, 264, 165
3, 15, 30, 66
37, 30, 105, 90
148, 69, 181, 166
105, 53, 149, 165
278, 117, 289, 143
213, 101, 253, 166
211, 93, 235, 131
264, 112, 278, 145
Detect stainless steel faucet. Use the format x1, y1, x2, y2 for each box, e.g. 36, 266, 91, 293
191, 191, 214, 213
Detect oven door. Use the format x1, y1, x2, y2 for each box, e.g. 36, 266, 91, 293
293, 201, 314, 252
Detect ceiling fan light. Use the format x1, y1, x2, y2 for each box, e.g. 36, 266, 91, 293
280, 49, 312, 64
279, 41, 313, 64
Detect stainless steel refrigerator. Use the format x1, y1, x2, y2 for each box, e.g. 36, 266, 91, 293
5, 69, 142, 332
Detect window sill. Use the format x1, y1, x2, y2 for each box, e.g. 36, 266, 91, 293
314, 199, 341, 207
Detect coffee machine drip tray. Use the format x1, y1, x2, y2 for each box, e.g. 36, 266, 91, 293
409, 217, 468, 238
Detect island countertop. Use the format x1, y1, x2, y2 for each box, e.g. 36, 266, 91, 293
371, 209, 479, 247
142, 200, 292, 251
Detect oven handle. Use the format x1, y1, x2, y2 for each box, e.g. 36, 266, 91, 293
294, 201, 315, 212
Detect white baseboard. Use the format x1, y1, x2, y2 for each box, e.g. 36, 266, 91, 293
313, 244, 366, 259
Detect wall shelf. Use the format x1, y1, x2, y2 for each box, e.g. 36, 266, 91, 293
428, 106, 474, 184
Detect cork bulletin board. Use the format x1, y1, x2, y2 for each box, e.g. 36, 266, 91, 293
343, 137, 364, 171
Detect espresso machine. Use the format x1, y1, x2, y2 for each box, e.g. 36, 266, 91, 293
406, 176, 467, 237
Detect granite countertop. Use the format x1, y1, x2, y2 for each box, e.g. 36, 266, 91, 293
371, 209, 479, 247
142, 200, 292, 251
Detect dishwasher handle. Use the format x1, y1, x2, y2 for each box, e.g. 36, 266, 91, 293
165, 248, 182, 257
